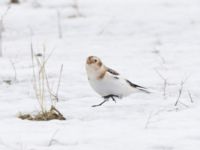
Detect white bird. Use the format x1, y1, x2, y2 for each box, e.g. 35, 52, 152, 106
85, 56, 150, 107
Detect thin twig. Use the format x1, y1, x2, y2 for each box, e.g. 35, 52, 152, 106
48, 129, 60, 146
188, 90, 194, 103
41, 45, 46, 113
144, 111, 154, 129
174, 76, 190, 106
179, 102, 189, 108
9, 59, 17, 82
44, 69, 57, 105
57, 10, 62, 39
0, 6, 11, 57
55, 64, 63, 101
156, 52, 165, 64
174, 81, 185, 106
72, 0, 81, 17
155, 69, 167, 98
51, 106, 64, 117
38, 46, 56, 74
31, 42, 43, 111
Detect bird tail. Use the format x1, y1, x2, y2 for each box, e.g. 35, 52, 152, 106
126, 79, 151, 94
136, 86, 151, 94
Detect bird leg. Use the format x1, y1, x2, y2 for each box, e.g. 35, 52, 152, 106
111, 96, 117, 103
92, 95, 119, 107
92, 98, 109, 107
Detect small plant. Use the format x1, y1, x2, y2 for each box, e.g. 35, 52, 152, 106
68, 0, 83, 18
57, 10, 63, 39
18, 45, 65, 121
18, 106, 65, 121
10, 0, 19, 4
0, 6, 10, 57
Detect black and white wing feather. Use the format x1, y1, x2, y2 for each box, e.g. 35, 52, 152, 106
106, 66, 150, 94
106, 67, 120, 76
126, 79, 150, 94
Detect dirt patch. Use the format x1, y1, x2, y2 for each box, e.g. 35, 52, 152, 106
18, 106, 66, 121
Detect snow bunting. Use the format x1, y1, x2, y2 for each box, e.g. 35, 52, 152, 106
86, 56, 150, 107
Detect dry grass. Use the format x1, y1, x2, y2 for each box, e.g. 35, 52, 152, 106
18, 44, 65, 121
10, 0, 19, 4
0, 6, 11, 57
18, 106, 66, 121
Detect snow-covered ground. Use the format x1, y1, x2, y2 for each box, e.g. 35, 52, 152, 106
0, 0, 200, 149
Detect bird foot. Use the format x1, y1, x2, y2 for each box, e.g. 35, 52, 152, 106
92, 95, 119, 107
92, 99, 109, 107
104, 95, 119, 103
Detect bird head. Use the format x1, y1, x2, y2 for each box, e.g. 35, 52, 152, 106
86, 56, 103, 70
86, 56, 106, 79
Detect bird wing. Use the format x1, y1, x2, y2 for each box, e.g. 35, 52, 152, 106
106, 67, 120, 75
125, 79, 150, 94
105, 66, 150, 94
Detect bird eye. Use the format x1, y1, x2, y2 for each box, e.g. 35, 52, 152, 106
94, 59, 97, 63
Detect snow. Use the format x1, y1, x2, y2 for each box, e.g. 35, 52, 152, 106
0, 0, 200, 149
